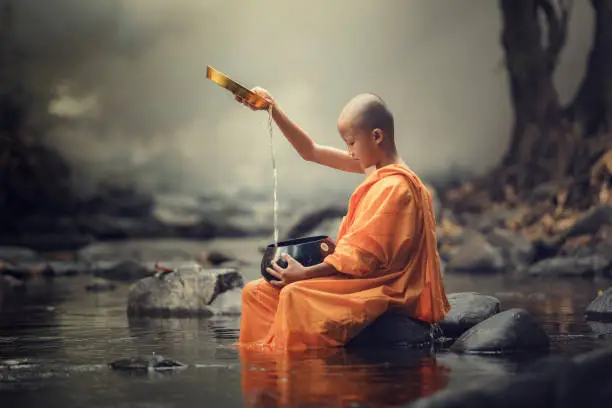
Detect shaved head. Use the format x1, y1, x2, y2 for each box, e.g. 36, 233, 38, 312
338, 93, 394, 137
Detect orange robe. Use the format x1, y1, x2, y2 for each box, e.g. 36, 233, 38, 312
239, 163, 450, 351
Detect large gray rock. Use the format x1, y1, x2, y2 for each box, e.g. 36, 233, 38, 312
527, 255, 611, 278
585, 287, 612, 320
450, 308, 549, 354
127, 265, 244, 318
439, 292, 501, 338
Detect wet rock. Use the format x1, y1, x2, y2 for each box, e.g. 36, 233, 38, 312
85, 278, 117, 292
585, 287, 612, 320
347, 312, 433, 348
109, 354, 186, 372
526, 255, 611, 278
285, 206, 347, 240
127, 265, 244, 318
439, 292, 501, 338
450, 308, 549, 354
407, 349, 612, 408
563, 204, 612, 238
486, 228, 535, 268
446, 235, 505, 273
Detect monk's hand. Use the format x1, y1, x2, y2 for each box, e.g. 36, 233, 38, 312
234, 86, 275, 111
266, 253, 309, 288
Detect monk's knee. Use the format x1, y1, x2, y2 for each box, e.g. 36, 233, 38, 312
242, 279, 264, 303
278, 282, 306, 305
242, 278, 280, 305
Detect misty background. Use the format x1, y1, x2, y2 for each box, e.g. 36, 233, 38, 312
11, 0, 593, 203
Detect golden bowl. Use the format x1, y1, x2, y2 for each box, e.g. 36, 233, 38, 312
206, 66, 270, 109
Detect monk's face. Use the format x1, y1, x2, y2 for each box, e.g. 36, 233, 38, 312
337, 118, 381, 169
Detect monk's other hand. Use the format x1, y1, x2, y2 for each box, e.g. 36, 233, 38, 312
265, 253, 308, 288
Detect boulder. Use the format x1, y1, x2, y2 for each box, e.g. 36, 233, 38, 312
450, 308, 549, 354
439, 292, 501, 338
127, 265, 244, 318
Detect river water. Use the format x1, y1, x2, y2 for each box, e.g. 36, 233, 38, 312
1, 239, 611, 408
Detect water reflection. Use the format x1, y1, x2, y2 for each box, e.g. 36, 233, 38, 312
239, 346, 449, 408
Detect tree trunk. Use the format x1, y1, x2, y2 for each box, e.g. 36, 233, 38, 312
495, 0, 612, 208
566, 0, 612, 181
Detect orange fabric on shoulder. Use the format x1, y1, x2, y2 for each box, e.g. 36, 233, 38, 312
238, 164, 450, 351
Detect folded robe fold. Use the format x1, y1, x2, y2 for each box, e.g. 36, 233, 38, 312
238, 164, 450, 351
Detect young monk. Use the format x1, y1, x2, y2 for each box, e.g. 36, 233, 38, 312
234, 88, 450, 351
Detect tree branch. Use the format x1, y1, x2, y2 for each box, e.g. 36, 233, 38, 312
536, 0, 572, 72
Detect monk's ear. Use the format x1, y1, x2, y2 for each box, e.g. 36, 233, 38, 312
372, 129, 384, 144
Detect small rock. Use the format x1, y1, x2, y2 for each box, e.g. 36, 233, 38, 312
585, 287, 612, 320
439, 292, 501, 338
446, 235, 505, 273
450, 308, 549, 354
109, 354, 186, 372
85, 278, 117, 292
127, 265, 244, 318
527, 255, 611, 278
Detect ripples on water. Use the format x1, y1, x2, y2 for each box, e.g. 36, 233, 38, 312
1, 273, 611, 407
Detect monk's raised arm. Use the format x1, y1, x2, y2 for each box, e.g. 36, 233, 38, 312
272, 105, 363, 174
235, 87, 364, 174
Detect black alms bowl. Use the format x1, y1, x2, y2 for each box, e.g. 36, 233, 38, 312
261, 235, 336, 282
